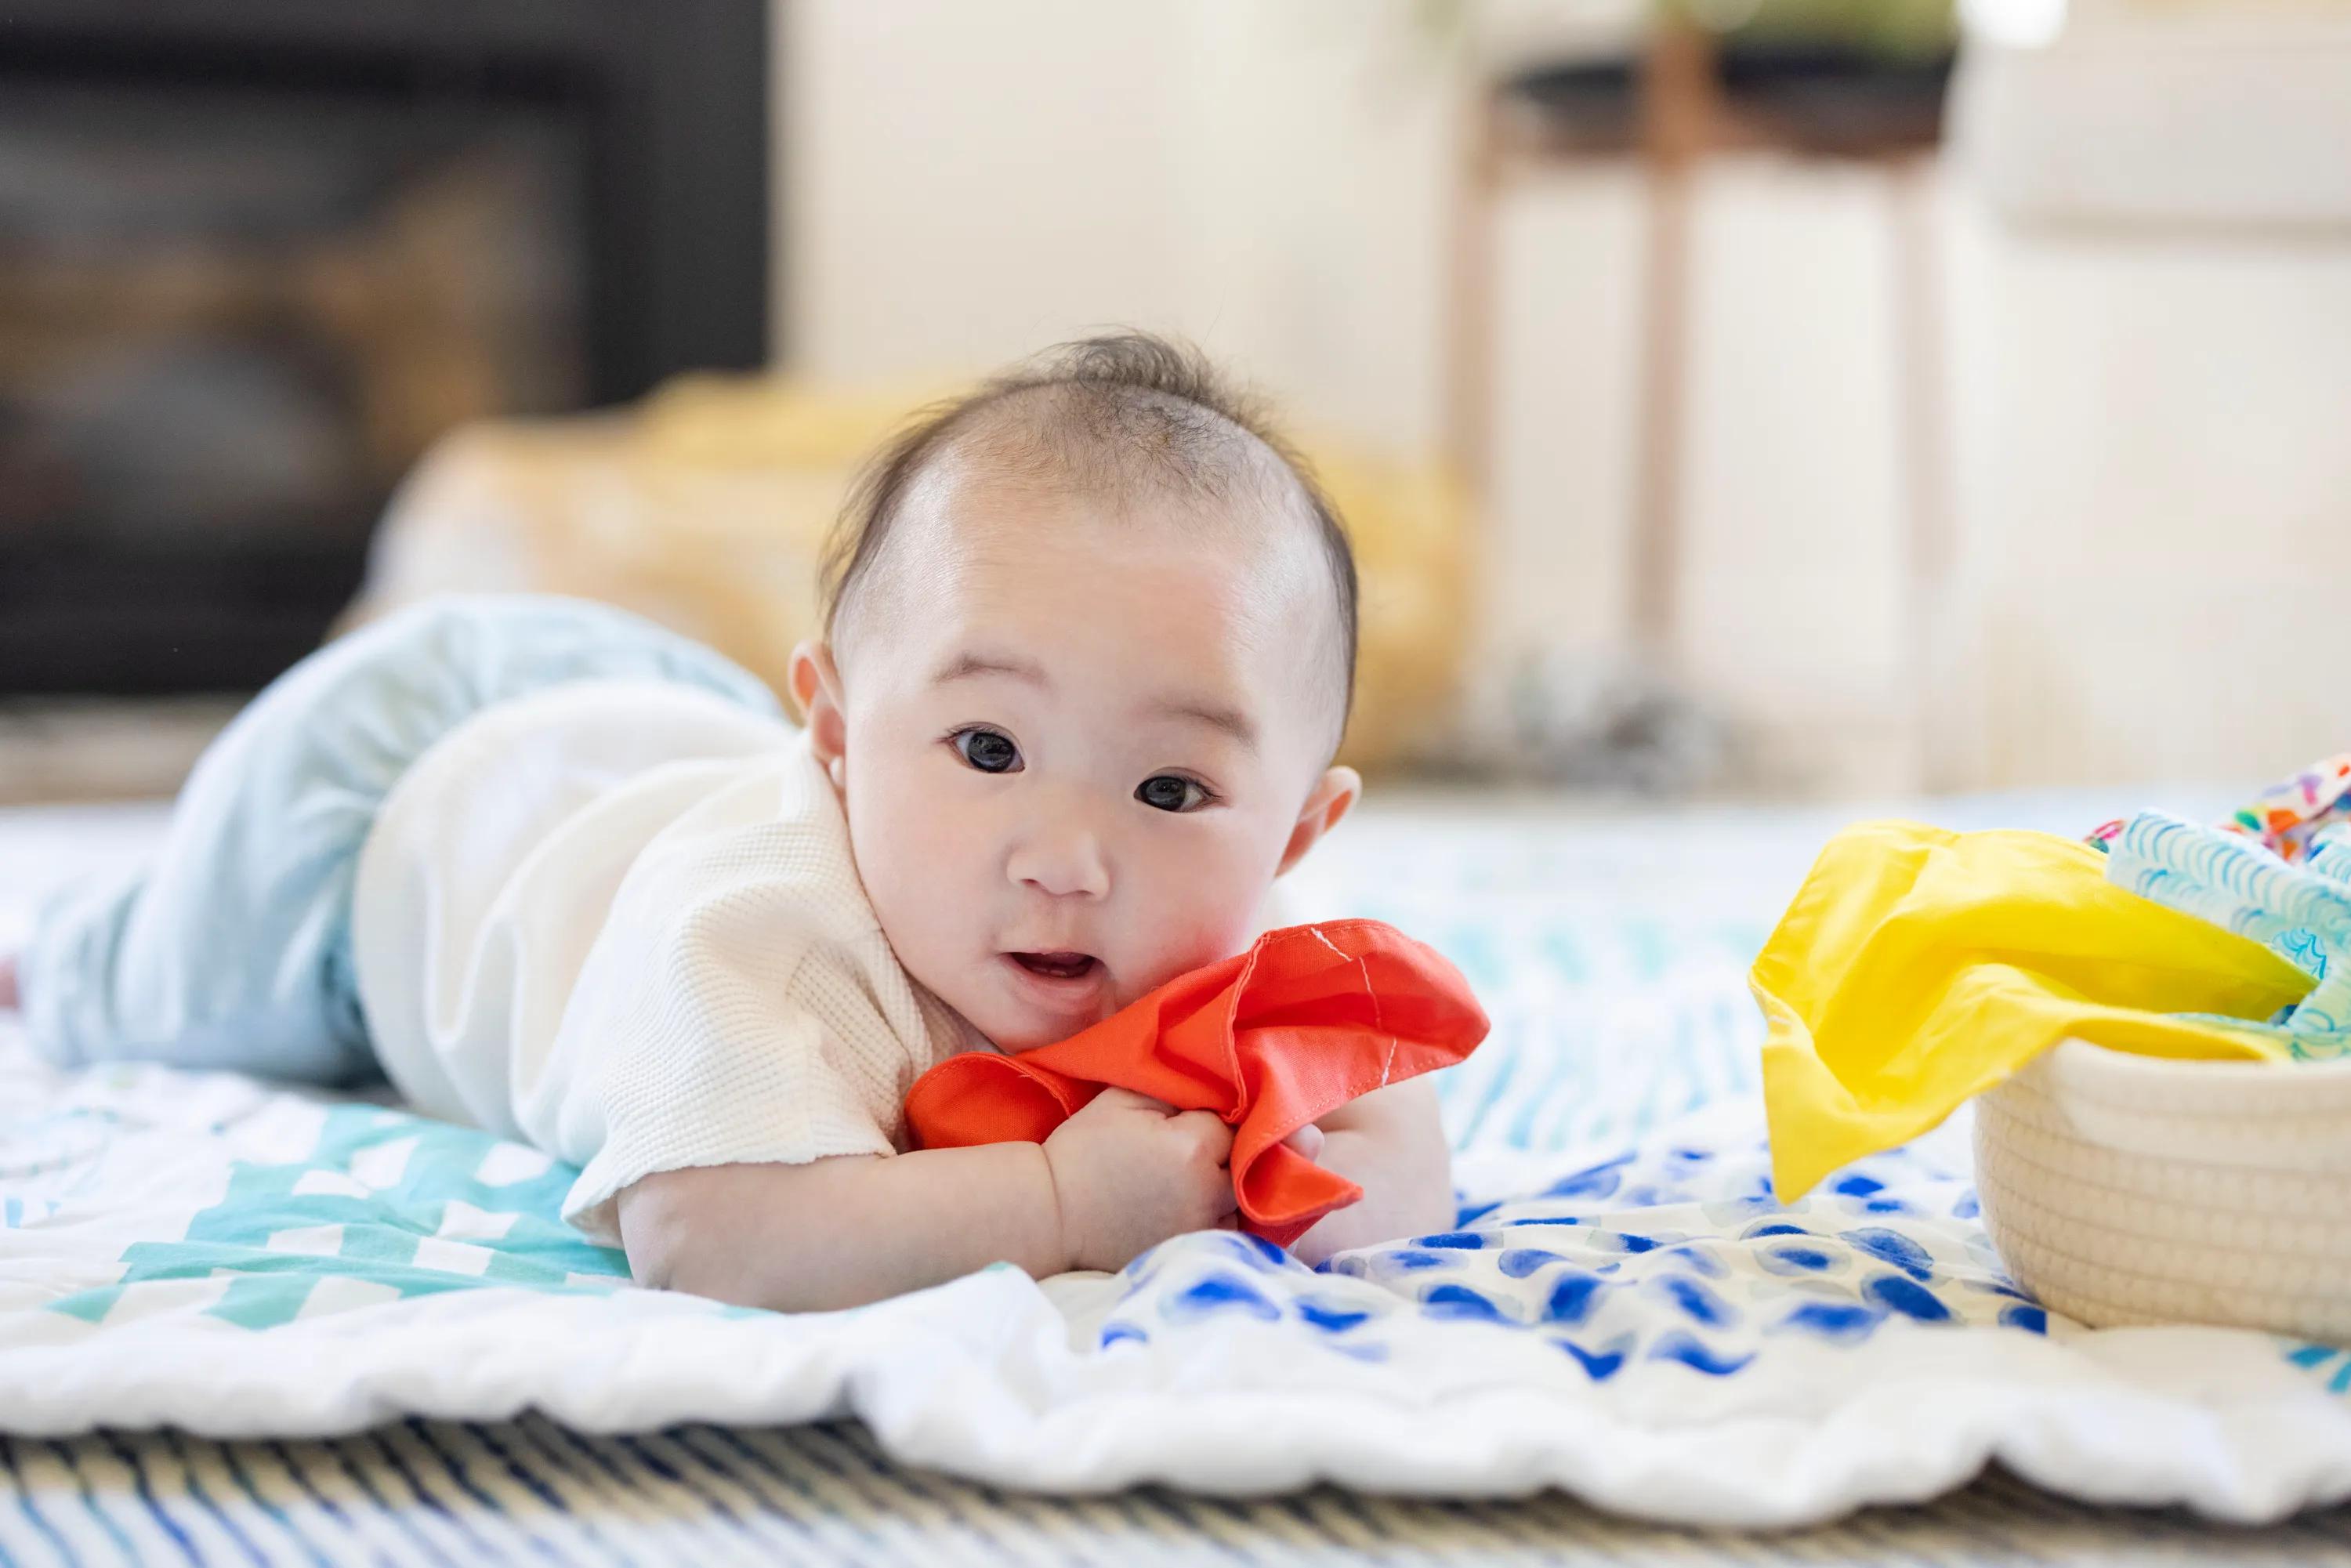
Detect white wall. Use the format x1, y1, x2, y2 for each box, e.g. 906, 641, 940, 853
1938, 215, 2351, 789
774, 0, 1461, 454
1679, 161, 1922, 794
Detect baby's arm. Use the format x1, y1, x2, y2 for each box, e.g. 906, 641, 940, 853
1287, 1078, 1455, 1267
616, 1087, 1237, 1313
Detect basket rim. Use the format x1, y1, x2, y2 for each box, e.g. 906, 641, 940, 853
2045, 1034, 2351, 1083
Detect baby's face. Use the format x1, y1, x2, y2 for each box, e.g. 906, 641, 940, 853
795, 463, 1354, 1052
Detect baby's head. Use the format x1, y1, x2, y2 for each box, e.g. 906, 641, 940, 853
788, 333, 1361, 1051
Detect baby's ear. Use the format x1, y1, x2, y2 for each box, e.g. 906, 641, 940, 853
787, 639, 849, 770
1275, 766, 1361, 877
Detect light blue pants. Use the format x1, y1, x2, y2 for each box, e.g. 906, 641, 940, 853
22, 595, 781, 1085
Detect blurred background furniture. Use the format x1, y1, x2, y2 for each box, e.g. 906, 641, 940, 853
1451, 6, 1953, 657
0, 0, 766, 693
1449, 2, 1955, 791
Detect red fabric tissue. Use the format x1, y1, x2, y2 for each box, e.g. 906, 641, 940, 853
901, 920, 1488, 1247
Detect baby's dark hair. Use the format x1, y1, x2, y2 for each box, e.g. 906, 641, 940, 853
819, 331, 1360, 737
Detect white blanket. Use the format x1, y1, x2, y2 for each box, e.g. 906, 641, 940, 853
5, 791, 2349, 1528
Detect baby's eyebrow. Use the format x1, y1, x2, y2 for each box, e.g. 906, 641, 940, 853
932, 651, 1050, 687
1148, 696, 1258, 754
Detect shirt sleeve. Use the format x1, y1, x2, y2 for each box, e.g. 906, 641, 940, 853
531, 795, 947, 1245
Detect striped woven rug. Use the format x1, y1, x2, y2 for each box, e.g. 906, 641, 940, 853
4, 1419, 2349, 1566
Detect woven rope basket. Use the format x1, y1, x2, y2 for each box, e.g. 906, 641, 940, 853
1974, 1040, 2351, 1339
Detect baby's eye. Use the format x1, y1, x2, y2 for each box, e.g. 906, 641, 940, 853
952, 727, 1022, 774
1136, 774, 1210, 813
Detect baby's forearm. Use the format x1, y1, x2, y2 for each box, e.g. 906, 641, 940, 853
1290, 1129, 1455, 1264
1288, 1080, 1456, 1266
616, 1145, 1067, 1313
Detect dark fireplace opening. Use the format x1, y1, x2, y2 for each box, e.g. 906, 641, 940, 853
0, 1, 770, 694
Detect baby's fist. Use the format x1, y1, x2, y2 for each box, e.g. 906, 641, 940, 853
1042, 1088, 1236, 1273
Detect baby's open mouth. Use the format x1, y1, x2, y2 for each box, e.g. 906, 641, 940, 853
1009, 951, 1097, 981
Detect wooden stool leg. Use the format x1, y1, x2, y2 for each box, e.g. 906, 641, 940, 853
1631, 16, 1716, 655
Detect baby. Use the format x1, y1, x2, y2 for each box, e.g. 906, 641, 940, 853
1, 333, 1454, 1310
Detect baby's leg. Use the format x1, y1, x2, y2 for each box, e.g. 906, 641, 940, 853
16, 618, 440, 1081
16, 594, 777, 1085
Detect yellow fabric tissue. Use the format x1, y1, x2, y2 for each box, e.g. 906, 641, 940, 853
1753, 820, 2313, 1203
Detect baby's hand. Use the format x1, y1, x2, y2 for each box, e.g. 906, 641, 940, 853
1043, 1088, 1236, 1272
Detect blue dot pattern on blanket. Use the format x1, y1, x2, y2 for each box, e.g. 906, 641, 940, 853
1083, 1124, 2049, 1378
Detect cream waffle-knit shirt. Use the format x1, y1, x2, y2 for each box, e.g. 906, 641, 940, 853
350, 679, 983, 1243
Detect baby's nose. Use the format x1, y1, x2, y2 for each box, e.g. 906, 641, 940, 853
1006, 820, 1110, 900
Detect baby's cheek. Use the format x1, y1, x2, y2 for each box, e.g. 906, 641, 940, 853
1126, 835, 1269, 976
851, 786, 973, 946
